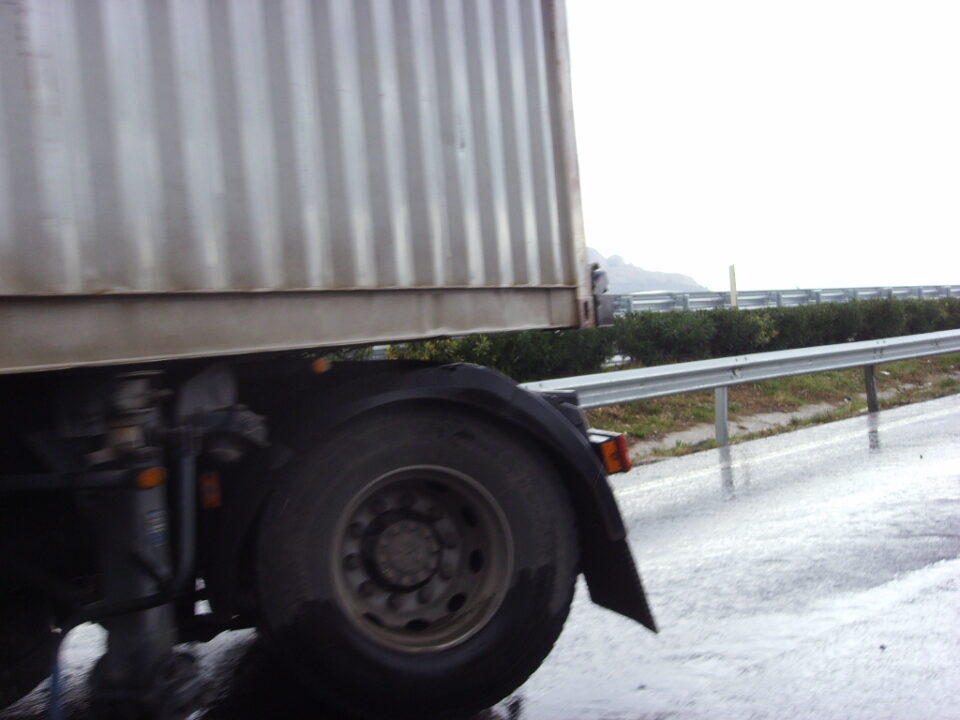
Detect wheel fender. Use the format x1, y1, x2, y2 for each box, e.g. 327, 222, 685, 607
211, 362, 656, 632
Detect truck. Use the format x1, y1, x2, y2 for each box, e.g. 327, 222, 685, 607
0, 1, 655, 718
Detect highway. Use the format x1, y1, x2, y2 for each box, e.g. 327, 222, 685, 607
4, 394, 959, 720
515, 392, 960, 720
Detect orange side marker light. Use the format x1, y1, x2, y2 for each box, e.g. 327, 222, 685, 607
135, 467, 167, 489
312, 357, 333, 374
589, 430, 632, 475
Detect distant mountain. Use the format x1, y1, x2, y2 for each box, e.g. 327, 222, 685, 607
588, 248, 707, 294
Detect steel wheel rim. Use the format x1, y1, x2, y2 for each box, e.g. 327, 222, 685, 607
332, 465, 514, 653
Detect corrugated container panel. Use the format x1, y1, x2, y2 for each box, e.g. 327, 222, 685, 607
0, 0, 579, 295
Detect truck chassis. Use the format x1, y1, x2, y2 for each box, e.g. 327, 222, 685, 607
0, 358, 653, 719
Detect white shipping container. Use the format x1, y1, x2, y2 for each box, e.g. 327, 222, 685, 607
0, 0, 590, 373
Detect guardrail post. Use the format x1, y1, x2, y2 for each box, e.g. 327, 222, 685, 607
864, 365, 879, 413
715, 387, 729, 446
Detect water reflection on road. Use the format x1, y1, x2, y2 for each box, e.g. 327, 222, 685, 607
200, 634, 521, 720
199, 636, 331, 720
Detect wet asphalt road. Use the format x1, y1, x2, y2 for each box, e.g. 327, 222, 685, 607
4, 394, 959, 720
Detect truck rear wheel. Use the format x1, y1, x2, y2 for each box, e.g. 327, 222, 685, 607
256, 405, 578, 719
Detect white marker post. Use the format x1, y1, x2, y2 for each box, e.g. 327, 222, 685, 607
729, 264, 738, 309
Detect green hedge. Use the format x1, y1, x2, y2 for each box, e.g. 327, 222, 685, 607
386, 298, 960, 383
385, 327, 614, 381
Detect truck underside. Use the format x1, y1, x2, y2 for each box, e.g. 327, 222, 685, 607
0, 356, 653, 719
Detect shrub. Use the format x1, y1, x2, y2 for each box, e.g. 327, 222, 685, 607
707, 309, 777, 356
613, 311, 714, 365
831, 302, 867, 342
385, 298, 960, 381
765, 303, 860, 349
901, 298, 948, 334
386, 328, 614, 383
943, 298, 960, 329
659, 311, 716, 360
859, 299, 906, 340
614, 313, 669, 366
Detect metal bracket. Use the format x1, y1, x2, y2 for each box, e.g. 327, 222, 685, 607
591, 264, 614, 327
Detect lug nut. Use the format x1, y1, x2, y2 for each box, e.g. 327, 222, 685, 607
427, 505, 444, 521
387, 593, 403, 610
418, 587, 433, 604
440, 531, 458, 549
439, 564, 453, 581
400, 492, 416, 508
344, 554, 361, 570
359, 582, 375, 598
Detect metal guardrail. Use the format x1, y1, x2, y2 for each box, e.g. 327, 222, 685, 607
615, 285, 960, 314
522, 329, 960, 446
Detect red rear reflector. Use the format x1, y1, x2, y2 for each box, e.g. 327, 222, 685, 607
588, 430, 632, 475
616, 433, 632, 472
600, 441, 624, 474
200, 471, 223, 510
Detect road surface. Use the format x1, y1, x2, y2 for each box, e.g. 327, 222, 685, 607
4, 394, 959, 719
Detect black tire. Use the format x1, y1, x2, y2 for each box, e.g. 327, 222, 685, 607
256, 404, 578, 720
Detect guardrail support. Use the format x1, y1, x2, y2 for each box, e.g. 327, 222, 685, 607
864, 365, 879, 413
715, 387, 730, 446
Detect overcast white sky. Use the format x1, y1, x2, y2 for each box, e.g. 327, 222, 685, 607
566, 0, 960, 291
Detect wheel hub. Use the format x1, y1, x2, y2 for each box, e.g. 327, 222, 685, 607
333, 466, 513, 653
373, 519, 441, 587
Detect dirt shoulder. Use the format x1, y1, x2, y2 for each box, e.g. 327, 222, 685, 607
585, 353, 960, 464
